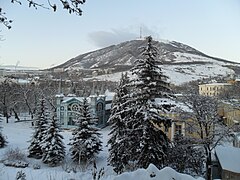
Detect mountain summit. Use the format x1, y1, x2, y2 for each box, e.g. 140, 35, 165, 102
53, 39, 240, 85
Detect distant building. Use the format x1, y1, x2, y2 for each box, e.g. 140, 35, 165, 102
218, 101, 240, 127
53, 68, 64, 73
199, 83, 232, 96
0, 69, 6, 77
56, 90, 115, 128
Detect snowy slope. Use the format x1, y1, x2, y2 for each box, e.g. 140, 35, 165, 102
51, 39, 240, 85
54, 39, 238, 71
0, 120, 203, 180
84, 61, 234, 85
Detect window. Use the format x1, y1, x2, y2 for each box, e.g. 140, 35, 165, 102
71, 103, 80, 111
164, 126, 168, 133
68, 117, 75, 125
97, 102, 103, 112
187, 124, 194, 134
96, 102, 104, 125
175, 124, 182, 135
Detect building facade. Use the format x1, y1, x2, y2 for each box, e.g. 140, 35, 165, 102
199, 83, 232, 97
56, 91, 115, 128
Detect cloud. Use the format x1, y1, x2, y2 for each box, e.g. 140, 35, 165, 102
88, 29, 137, 47
88, 25, 161, 47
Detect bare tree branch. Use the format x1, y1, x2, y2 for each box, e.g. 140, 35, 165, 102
1, 0, 86, 29
0, 8, 12, 29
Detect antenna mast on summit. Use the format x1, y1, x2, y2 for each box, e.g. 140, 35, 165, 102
140, 26, 142, 39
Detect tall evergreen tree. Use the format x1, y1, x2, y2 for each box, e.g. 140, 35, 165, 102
108, 72, 134, 173
41, 114, 65, 166
28, 98, 49, 159
69, 98, 102, 164
127, 36, 174, 169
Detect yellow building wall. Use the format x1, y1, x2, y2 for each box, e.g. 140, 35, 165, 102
218, 102, 240, 127
153, 113, 199, 141
199, 83, 232, 97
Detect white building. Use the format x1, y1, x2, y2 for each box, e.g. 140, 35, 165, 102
56, 90, 115, 128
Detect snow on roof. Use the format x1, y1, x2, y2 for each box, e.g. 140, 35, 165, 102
61, 97, 85, 103
105, 89, 115, 101
18, 79, 30, 84
155, 98, 192, 113
67, 93, 77, 97
199, 83, 232, 86
233, 120, 240, 124
215, 146, 240, 173
106, 103, 112, 110
55, 93, 64, 98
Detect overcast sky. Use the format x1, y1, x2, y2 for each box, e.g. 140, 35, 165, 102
0, 0, 240, 68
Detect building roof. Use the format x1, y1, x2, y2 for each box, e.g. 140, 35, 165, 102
105, 89, 115, 101
61, 97, 86, 103
59, 90, 115, 104
155, 98, 192, 113
215, 146, 240, 173
199, 83, 232, 86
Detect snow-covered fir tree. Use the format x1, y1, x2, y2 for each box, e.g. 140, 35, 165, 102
126, 36, 174, 169
108, 72, 134, 173
28, 98, 50, 159
69, 97, 102, 164
41, 114, 65, 166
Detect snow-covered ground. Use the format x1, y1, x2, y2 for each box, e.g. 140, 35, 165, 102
0, 119, 203, 180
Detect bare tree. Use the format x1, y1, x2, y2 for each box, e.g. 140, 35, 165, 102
38, 79, 59, 111
180, 94, 232, 180
0, 78, 20, 123
18, 83, 39, 119
218, 82, 240, 100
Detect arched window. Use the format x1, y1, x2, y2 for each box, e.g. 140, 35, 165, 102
96, 102, 104, 125
97, 102, 103, 112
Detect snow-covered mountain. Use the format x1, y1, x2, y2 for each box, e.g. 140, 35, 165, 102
52, 39, 240, 85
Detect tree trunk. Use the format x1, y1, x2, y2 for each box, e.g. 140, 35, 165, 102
3, 106, 9, 123
12, 108, 20, 121
205, 146, 212, 180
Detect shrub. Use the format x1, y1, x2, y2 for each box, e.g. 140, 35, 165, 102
3, 147, 28, 168
15, 170, 26, 180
